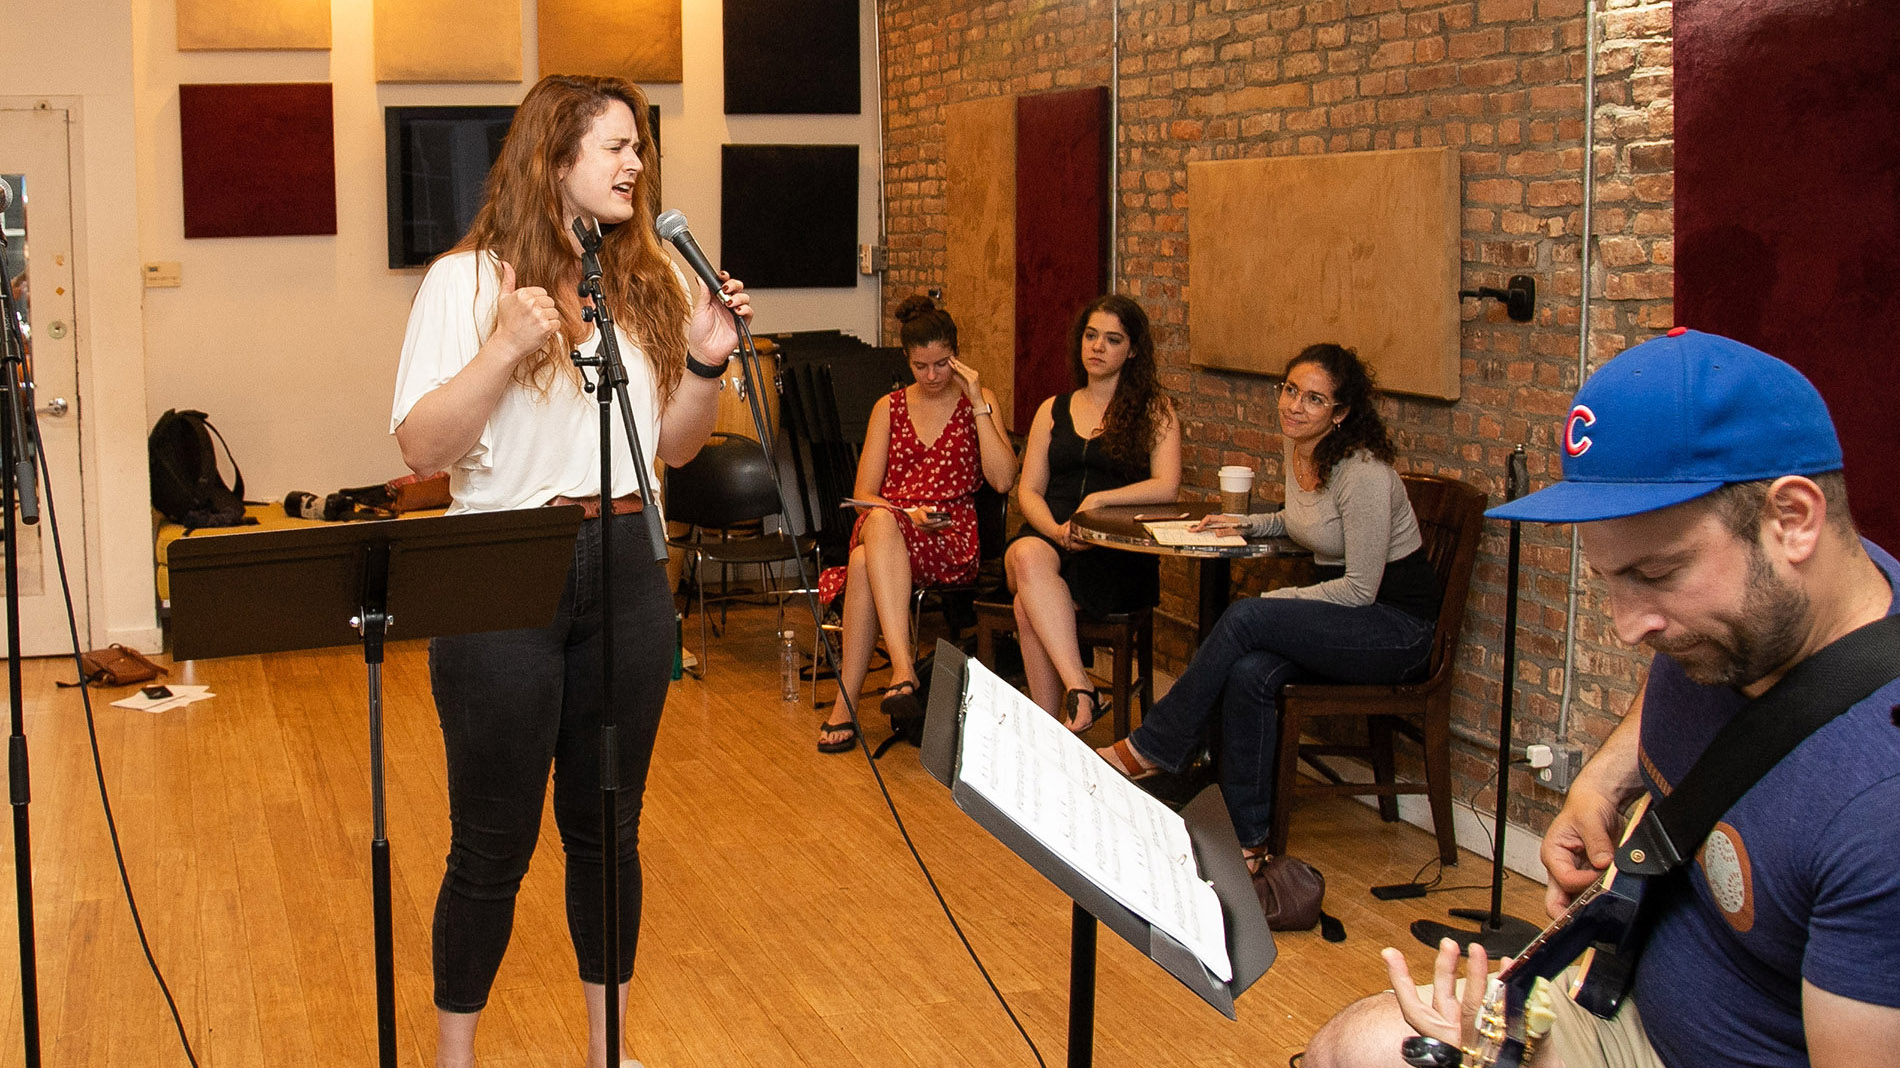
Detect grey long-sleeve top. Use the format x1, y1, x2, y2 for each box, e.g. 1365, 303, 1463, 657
1238, 446, 1423, 607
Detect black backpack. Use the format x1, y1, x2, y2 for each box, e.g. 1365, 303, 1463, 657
148, 409, 254, 529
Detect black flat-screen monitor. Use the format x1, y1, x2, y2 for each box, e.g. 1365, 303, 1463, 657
384, 106, 515, 269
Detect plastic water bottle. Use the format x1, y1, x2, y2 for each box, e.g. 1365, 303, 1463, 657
779, 630, 800, 702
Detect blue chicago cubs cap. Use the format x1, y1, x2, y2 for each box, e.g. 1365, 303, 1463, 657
1487, 328, 1843, 523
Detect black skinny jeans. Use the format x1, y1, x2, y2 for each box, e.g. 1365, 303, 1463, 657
427, 509, 673, 1012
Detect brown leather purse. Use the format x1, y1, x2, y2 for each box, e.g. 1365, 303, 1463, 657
66, 644, 169, 687
1251, 853, 1344, 940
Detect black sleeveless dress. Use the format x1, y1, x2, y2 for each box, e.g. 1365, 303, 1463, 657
1010, 392, 1161, 619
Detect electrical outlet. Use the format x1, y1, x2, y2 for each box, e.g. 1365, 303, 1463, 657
1537, 743, 1584, 792
857, 243, 888, 275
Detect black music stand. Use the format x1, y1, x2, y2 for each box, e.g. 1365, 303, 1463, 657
166, 508, 584, 1068
920, 642, 1275, 1064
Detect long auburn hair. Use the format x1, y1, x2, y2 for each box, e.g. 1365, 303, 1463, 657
1288, 342, 1397, 487
451, 74, 689, 399
1068, 295, 1170, 476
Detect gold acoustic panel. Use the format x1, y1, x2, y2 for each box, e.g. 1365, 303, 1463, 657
539, 0, 683, 84
943, 96, 1018, 430
1187, 146, 1461, 400
177, 0, 330, 50
374, 0, 522, 83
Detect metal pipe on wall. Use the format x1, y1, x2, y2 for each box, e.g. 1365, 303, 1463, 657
1555, 0, 1602, 742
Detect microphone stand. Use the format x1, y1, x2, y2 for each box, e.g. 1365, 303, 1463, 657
1, 218, 45, 1068
569, 217, 666, 1068
1411, 444, 1540, 957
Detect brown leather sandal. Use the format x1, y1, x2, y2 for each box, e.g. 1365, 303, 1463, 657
1097, 738, 1161, 781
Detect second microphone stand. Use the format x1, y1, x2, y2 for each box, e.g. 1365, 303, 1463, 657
1411, 444, 1541, 957
569, 218, 668, 1068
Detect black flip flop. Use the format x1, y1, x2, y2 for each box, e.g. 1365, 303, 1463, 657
879, 680, 925, 729
817, 718, 859, 754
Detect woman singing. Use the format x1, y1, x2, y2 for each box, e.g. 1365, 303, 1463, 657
389, 75, 750, 1068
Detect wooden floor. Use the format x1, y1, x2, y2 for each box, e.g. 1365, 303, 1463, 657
0, 601, 1549, 1067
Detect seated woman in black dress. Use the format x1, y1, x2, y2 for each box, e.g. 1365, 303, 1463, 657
1003, 294, 1182, 732
1097, 343, 1440, 876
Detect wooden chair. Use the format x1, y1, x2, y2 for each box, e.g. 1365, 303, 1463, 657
1267, 473, 1487, 866
970, 600, 1153, 741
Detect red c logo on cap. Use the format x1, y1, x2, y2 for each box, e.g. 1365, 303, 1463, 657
1565, 404, 1596, 457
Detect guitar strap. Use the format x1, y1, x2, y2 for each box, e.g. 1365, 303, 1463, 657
1617, 612, 1900, 877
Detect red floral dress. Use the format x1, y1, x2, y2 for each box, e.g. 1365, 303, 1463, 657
817, 388, 983, 604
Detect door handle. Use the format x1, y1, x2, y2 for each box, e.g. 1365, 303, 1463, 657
37, 396, 68, 417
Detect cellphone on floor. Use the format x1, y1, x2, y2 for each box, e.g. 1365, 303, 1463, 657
142, 685, 174, 700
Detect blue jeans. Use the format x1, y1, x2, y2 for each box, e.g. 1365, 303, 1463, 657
427, 509, 673, 1012
1127, 595, 1434, 850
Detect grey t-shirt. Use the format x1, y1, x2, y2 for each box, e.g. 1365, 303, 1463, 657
1241, 447, 1424, 608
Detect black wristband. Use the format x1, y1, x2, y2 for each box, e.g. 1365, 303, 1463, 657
685, 354, 729, 379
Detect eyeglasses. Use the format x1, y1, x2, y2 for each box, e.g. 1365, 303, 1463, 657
1279, 381, 1339, 412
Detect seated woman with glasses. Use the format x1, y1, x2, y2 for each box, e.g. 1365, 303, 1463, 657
1096, 343, 1440, 877
1004, 294, 1181, 733
815, 295, 1018, 753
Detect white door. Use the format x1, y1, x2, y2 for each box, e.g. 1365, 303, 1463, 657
1, 104, 88, 656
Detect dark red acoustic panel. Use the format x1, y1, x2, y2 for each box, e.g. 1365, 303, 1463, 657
1676, 0, 1900, 549
1014, 88, 1109, 431
180, 83, 337, 239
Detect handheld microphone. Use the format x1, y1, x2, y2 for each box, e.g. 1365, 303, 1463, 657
653, 210, 723, 296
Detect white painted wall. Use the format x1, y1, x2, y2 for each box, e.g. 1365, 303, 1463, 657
138, 0, 884, 505
6, 0, 884, 649
2, 0, 156, 650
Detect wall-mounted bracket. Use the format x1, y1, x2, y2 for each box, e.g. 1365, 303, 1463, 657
1458, 274, 1536, 322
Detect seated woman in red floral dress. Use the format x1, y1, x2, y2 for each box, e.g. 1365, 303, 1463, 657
815, 296, 1018, 752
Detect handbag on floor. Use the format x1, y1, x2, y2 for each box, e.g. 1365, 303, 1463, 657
59, 644, 169, 688
1252, 853, 1345, 940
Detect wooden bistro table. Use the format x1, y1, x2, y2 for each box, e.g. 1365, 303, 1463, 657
1068, 502, 1311, 645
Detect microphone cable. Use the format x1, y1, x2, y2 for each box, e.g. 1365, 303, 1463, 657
719, 307, 1050, 1068
33, 423, 203, 1067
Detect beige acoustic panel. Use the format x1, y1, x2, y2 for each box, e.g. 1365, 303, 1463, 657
374, 0, 522, 83
944, 96, 1018, 431
1187, 147, 1461, 400
539, 0, 682, 84
178, 0, 330, 50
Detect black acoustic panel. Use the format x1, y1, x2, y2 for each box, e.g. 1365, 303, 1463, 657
724, 0, 860, 115
721, 144, 858, 288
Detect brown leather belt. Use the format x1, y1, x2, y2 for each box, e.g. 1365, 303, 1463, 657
547, 493, 644, 519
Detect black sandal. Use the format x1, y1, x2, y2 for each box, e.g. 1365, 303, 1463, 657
1064, 687, 1108, 734
880, 679, 925, 728
817, 718, 859, 754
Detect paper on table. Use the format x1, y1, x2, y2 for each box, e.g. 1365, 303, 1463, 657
955, 659, 1233, 981
1144, 520, 1245, 548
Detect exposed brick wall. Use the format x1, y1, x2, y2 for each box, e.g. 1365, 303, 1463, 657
881, 0, 1676, 833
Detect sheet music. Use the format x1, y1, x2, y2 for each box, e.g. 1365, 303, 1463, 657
1143, 520, 1245, 548
956, 659, 1233, 981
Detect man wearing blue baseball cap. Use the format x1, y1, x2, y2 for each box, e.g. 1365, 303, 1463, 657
1306, 328, 1900, 1068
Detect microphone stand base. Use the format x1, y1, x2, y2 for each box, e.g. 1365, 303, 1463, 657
1410, 910, 1542, 958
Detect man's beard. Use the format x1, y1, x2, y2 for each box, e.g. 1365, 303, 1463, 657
1648, 543, 1810, 689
